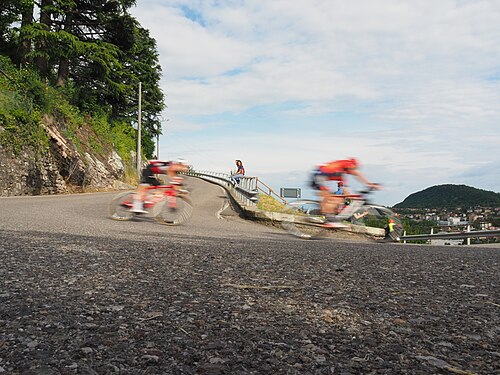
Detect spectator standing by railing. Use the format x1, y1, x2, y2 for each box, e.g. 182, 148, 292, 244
231, 159, 245, 185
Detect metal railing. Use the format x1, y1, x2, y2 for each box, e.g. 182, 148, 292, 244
256, 178, 288, 205
184, 170, 260, 206
184, 170, 290, 208
400, 229, 500, 244
183, 169, 500, 245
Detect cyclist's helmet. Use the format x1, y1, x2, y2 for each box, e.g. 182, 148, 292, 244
149, 160, 169, 174
338, 181, 344, 186
348, 157, 359, 167
175, 157, 188, 165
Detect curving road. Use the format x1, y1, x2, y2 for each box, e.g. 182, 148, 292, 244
0, 177, 285, 242
1, 177, 499, 374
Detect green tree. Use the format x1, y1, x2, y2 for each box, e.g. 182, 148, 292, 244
34, 0, 51, 76
0, 0, 163, 159
115, 24, 164, 157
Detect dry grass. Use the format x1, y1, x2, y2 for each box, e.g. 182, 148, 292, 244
257, 193, 287, 212
256, 193, 304, 215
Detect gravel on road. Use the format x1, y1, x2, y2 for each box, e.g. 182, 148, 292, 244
1, 229, 498, 374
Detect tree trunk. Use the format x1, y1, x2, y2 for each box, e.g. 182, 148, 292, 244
35, 0, 52, 77
56, 8, 73, 87
19, 2, 34, 67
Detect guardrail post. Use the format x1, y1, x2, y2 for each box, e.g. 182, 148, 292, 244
403, 230, 406, 244
467, 225, 471, 245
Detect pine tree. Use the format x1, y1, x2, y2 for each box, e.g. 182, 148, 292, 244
0, 0, 164, 158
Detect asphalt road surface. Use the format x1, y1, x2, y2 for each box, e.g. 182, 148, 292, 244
0, 177, 498, 374
0, 177, 283, 242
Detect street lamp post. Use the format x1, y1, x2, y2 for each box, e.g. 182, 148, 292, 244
156, 127, 159, 159
137, 81, 142, 176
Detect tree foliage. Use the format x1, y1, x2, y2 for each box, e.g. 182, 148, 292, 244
0, 0, 164, 159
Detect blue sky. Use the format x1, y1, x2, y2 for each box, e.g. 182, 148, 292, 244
131, 0, 500, 206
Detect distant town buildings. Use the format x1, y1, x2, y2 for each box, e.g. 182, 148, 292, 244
393, 206, 499, 245
394, 206, 499, 232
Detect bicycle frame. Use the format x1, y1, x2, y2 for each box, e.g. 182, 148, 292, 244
143, 185, 177, 210
109, 181, 193, 225
334, 194, 367, 220
288, 193, 368, 220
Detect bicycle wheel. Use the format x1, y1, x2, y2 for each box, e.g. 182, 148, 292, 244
281, 200, 327, 239
155, 195, 193, 225
109, 191, 135, 221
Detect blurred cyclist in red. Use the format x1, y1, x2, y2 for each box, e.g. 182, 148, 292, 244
132, 158, 188, 213
310, 158, 380, 226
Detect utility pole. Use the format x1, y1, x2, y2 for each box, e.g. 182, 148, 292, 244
137, 81, 142, 176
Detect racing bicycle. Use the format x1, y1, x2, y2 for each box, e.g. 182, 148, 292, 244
109, 184, 193, 225
281, 188, 403, 241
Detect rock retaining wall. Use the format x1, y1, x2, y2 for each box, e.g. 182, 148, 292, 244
0, 121, 125, 197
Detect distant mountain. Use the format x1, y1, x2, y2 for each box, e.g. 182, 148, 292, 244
394, 184, 500, 209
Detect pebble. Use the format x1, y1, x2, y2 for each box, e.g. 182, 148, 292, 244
141, 355, 159, 362
27, 340, 39, 348
415, 355, 450, 368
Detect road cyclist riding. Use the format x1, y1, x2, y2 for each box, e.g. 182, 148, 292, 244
282, 158, 403, 241
109, 158, 193, 225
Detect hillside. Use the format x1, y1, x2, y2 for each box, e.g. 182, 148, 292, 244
0, 57, 134, 195
394, 184, 500, 209
0, 2, 165, 196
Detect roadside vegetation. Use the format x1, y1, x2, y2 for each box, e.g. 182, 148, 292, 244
257, 193, 288, 212
0, 1, 164, 164
256, 194, 311, 215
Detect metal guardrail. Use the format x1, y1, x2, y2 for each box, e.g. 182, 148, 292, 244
184, 169, 290, 207
255, 178, 288, 205
184, 170, 500, 245
400, 229, 500, 242
184, 170, 260, 206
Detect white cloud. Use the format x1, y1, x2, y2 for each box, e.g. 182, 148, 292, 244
132, 0, 500, 205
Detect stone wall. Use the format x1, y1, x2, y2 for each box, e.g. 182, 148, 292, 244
0, 121, 125, 197
0, 148, 65, 196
